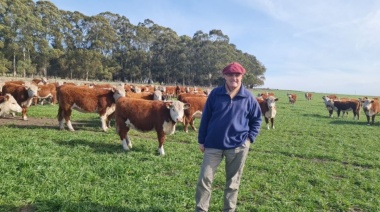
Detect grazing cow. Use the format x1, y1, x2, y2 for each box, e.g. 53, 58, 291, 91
305, 92, 312, 101
361, 98, 380, 125
0, 94, 23, 116
115, 98, 190, 155
33, 83, 58, 105
2, 83, 39, 120
322, 96, 360, 119
57, 84, 126, 132
180, 96, 207, 133
287, 93, 297, 104
256, 96, 278, 129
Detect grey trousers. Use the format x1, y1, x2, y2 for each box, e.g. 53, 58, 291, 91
195, 140, 250, 212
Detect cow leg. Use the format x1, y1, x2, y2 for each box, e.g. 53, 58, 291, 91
366, 115, 370, 125
157, 131, 166, 156
183, 116, 189, 133
122, 134, 133, 150
190, 117, 197, 132
271, 118, 275, 129
371, 115, 376, 125
22, 107, 28, 120
64, 109, 74, 131
99, 114, 109, 132
265, 117, 269, 130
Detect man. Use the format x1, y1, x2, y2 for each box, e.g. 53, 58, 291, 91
195, 62, 262, 211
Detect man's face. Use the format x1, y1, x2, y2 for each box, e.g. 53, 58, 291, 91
223, 73, 243, 90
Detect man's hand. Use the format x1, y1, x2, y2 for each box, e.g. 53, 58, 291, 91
198, 144, 205, 153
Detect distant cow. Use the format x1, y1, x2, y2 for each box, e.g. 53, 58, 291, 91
180, 96, 207, 133
0, 93, 23, 117
33, 83, 58, 105
305, 93, 312, 101
2, 83, 39, 120
257, 96, 278, 129
115, 98, 190, 155
361, 98, 380, 125
57, 84, 126, 132
287, 93, 297, 104
322, 96, 360, 119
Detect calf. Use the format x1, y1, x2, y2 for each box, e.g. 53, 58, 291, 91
322, 96, 360, 119
305, 92, 312, 101
115, 98, 190, 155
257, 96, 278, 129
361, 98, 380, 125
57, 84, 125, 132
180, 96, 207, 133
287, 93, 297, 104
2, 83, 39, 120
0, 93, 23, 116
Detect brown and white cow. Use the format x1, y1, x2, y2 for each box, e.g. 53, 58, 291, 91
287, 93, 297, 104
0, 93, 23, 117
33, 83, 58, 105
57, 84, 126, 132
115, 98, 190, 155
305, 92, 312, 101
2, 83, 39, 120
180, 96, 207, 133
361, 98, 380, 125
322, 96, 360, 119
257, 96, 278, 129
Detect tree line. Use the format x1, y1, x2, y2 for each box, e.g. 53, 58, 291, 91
0, 0, 266, 87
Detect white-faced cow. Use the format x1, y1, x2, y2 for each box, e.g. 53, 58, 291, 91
322, 96, 360, 119
2, 83, 39, 120
305, 92, 312, 101
115, 98, 190, 155
57, 84, 125, 132
179, 96, 207, 133
257, 96, 278, 129
0, 93, 23, 117
287, 93, 297, 104
361, 98, 380, 125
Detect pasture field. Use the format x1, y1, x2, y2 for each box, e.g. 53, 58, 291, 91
0, 89, 379, 211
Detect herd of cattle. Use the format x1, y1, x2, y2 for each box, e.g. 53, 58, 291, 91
1, 78, 379, 155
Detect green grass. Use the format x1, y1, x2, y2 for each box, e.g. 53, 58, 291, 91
1, 89, 379, 211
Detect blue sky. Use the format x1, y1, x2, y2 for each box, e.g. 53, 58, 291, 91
47, 0, 380, 96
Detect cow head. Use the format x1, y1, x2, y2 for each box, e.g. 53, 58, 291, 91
112, 84, 126, 101
0, 93, 22, 115
322, 96, 335, 117
26, 84, 39, 98
361, 98, 373, 113
266, 96, 278, 109
165, 101, 190, 123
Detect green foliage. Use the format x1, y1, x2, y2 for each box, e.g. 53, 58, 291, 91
0, 0, 265, 86
0, 90, 379, 211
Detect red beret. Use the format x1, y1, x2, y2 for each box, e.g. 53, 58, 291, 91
222, 62, 246, 75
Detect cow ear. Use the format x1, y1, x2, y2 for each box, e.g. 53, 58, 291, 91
275, 98, 279, 101
5, 94, 10, 101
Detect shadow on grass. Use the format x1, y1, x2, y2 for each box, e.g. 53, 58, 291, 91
53, 138, 159, 155
0, 200, 178, 212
